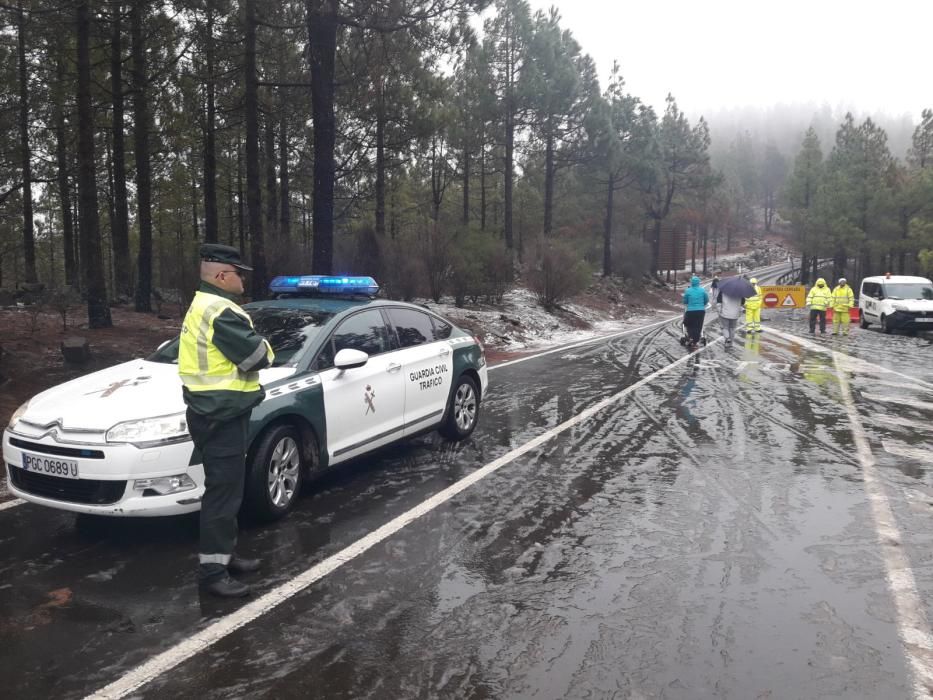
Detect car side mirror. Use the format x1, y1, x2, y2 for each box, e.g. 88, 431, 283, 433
334, 348, 369, 371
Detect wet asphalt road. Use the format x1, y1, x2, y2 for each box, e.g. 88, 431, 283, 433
2, 291, 933, 698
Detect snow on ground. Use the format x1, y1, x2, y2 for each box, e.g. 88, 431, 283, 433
420, 287, 669, 353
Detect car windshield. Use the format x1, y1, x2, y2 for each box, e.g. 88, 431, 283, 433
147, 306, 335, 367
883, 283, 933, 301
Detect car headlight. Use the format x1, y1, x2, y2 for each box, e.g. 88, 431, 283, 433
7, 400, 30, 430
106, 412, 189, 448
133, 474, 197, 495
891, 304, 908, 312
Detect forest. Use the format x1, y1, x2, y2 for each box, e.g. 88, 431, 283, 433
1, 0, 931, 328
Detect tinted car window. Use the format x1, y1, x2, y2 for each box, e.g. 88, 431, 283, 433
315, 310, 391, 369
389, 308, 436, 348
883, 283, 933, 301
147, 306, 334, 368
432, 317, 453, 341
861, 282, 879, 299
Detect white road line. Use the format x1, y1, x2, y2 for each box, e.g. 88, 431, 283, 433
765, 327, 933, 391
882, 440, 933, 464
489, 315, 678, 370
85, 339, 722, 700
0, 498, 25, 512
833, 351, 933, 698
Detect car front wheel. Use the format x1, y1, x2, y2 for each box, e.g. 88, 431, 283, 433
859, 310, 869, 329
881, 314, 893, 334
242, 424, 304, 522
440, 374, 480, 440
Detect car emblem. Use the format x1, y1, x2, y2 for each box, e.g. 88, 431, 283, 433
364, 385, 376, 414
84, 376, 152, 397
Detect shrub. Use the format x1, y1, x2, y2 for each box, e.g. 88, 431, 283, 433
528, 240, 590, 310
614, 238, 653, 281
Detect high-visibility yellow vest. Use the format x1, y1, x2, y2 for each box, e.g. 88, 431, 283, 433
745, 285, 763, 310
831, 285, 855, 311
806, 286, 833, 311
179, 291, 263, 394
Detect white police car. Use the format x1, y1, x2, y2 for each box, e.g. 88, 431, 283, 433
859, 274, 933, 333
3, 276, 488, 521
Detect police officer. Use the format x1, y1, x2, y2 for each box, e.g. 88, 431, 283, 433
179, 244, 274, 597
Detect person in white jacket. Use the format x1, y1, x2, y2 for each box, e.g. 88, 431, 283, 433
717, 289, 744, 344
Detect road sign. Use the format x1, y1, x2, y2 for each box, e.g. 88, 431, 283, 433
760, 285, 806, 309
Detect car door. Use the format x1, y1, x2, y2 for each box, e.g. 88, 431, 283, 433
317, 309, 405, 463
862, 282, 880, 319
386, 308, 454, 436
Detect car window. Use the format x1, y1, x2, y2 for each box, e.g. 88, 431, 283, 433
316, 309, 391, 369
388, 308, 436, 348
883, 283, 933, 301
147, 306, 335, 368
861, 282, 877, 299
432, 317, 453, 341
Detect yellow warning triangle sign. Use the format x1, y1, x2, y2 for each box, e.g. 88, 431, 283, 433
781, 294, 796, 307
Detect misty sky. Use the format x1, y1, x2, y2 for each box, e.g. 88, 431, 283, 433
527, 0, 931, 121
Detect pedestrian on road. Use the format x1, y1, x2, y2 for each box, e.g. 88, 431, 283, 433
806, 278, 833, 335
744, 277, 763, 333
682, 275, 709, 348
711, 273, 721, 295
179, 243, 275, 598
831, 277, 855, 336
716, 288, 743, 344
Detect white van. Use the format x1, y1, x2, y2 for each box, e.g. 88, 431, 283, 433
859, 274, 933, 333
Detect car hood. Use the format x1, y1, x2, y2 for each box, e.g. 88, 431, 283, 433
18, 360, 295, 432
891, 299, 933, 312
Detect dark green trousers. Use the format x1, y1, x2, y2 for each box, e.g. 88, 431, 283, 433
186, 409, 249, 582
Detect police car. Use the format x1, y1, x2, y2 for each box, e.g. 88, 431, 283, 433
858, 274, 933, 333
3, 276, 488, 521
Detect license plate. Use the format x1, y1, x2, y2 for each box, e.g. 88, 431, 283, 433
916, 318, 933, 323
21, 452, 80, 479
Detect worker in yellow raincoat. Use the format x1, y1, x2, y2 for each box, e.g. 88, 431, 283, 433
831, 277, 855, 336
806, 278, 833, 334
744, 277, 763, 333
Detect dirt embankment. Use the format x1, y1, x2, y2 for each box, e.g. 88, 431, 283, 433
0, 307, 181, 427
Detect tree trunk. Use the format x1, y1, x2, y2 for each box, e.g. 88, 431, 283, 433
17, 2, 37, 284
799, 253, 809, 284
543, 128, 554, 236
603, 174, 613, 277
54, 56, 76, 287
245, 0, 266, 295
307, 0, 337, 274
203, 0, 219, 243
279, 111, 290, 242
375, 80, 386, 236
132, 0, 153, 312
110, 1, 132, 296
237, 133, 245, 253
701, 224, 709, 275
462, 147, 470, 226
650, 217, 661, 274
76, 0, 111, 327
264, 112, 277, 242
479, 139, 486, 231
504, 108, 514, 249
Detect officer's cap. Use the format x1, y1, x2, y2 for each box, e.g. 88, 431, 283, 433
199, 243, 252, 271
839, 277, 846, 283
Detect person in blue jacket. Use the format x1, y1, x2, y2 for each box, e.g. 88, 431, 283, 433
682, 275, 709, 348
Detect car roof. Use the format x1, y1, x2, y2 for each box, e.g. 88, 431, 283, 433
862, 276, 933, 285
245, 296, 443, 316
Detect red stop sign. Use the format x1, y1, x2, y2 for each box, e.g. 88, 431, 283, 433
763, 292, 779, 307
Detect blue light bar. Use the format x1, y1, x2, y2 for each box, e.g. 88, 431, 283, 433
269, 275, 380, 296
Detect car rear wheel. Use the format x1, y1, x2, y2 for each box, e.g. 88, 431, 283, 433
242, 424, 303, 522
439, 374, 480, 440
